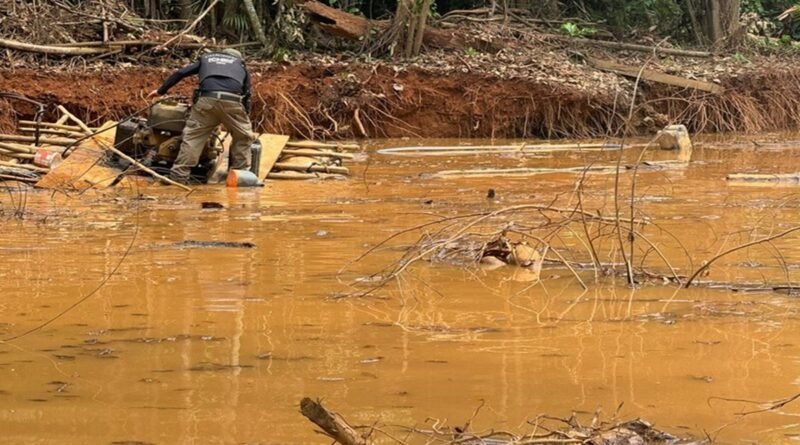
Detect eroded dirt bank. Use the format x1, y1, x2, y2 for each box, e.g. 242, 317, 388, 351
2, 61, 800, 139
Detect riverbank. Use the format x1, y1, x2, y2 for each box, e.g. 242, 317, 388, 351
3, 48, 799, 140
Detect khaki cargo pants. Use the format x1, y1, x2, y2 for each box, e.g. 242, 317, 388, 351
170, 96, 254, 180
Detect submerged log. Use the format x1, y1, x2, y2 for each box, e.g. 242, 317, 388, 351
286, 140, 360, 151
726, 172, 800, 182
282, 149, 356, 159
268, 171, 344, 180
299, 398, 369, 445
273, 162, 350, 175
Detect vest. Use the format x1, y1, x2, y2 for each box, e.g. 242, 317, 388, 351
198, 53, 247, 86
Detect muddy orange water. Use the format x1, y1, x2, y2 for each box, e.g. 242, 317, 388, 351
3, 136, 800, 444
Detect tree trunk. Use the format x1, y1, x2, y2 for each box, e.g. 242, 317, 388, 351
241, 0, 269, 47
707, 0, 723, 46
692, 0, 741, 49
393, 0, 413, 58
411, 0, 433, 56
403, 0, 417, 58
177, 0, 192, 20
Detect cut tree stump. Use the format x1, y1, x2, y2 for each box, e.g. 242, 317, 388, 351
299, 398, 369, 445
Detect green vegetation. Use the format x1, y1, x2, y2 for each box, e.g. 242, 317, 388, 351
124, 0, 800, 54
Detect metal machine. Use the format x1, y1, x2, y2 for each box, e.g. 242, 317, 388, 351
112, 101, 224, 180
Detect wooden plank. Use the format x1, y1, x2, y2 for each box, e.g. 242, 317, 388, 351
588, 57, 725, 94
35, 122, 120, 191
257, 133, 289, 181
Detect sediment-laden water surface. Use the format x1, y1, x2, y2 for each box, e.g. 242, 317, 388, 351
2, 136, 800, 444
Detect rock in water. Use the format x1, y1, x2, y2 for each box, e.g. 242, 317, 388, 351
655, 124, 693, 162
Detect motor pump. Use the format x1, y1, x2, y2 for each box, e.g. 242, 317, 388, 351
113, 101, 223, 178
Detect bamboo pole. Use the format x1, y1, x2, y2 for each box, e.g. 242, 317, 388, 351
57, 105, 93, 135
0, 142, 35, 153
88, 128, 193, 191
19, 127, 86, 138
0, 160, 48, 173
0, 173, 37, 183
0, 135, 76, 146
19, 121, 96, 132
0, 148, 34, 159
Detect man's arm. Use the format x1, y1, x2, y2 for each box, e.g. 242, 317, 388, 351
157, 61, 201, 94
147, 61, 200, 98
242, 69, 252, 113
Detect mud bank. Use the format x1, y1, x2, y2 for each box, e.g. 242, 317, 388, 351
1, 62, 799, 139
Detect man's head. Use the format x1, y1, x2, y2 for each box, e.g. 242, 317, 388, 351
221, 48, 243, 60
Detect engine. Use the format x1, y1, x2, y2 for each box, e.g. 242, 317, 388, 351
112, 101, 223, 179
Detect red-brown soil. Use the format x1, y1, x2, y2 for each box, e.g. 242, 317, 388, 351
1, 61, 799, 139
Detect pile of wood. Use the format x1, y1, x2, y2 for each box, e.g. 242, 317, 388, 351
267, 140, 357, 180
0, 106, 94, 184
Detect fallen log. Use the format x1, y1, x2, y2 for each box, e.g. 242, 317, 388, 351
299, 398, 369, 445
0, 38, 110, 55
299, 0, 494, 51
588, 57, 724, 94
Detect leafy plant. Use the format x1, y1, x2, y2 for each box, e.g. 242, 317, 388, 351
222, 2, 250, 37
732, 52, 751, 63
464, 47, 478, 57
560, 22, 596, 38
742, 0, 766, 14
